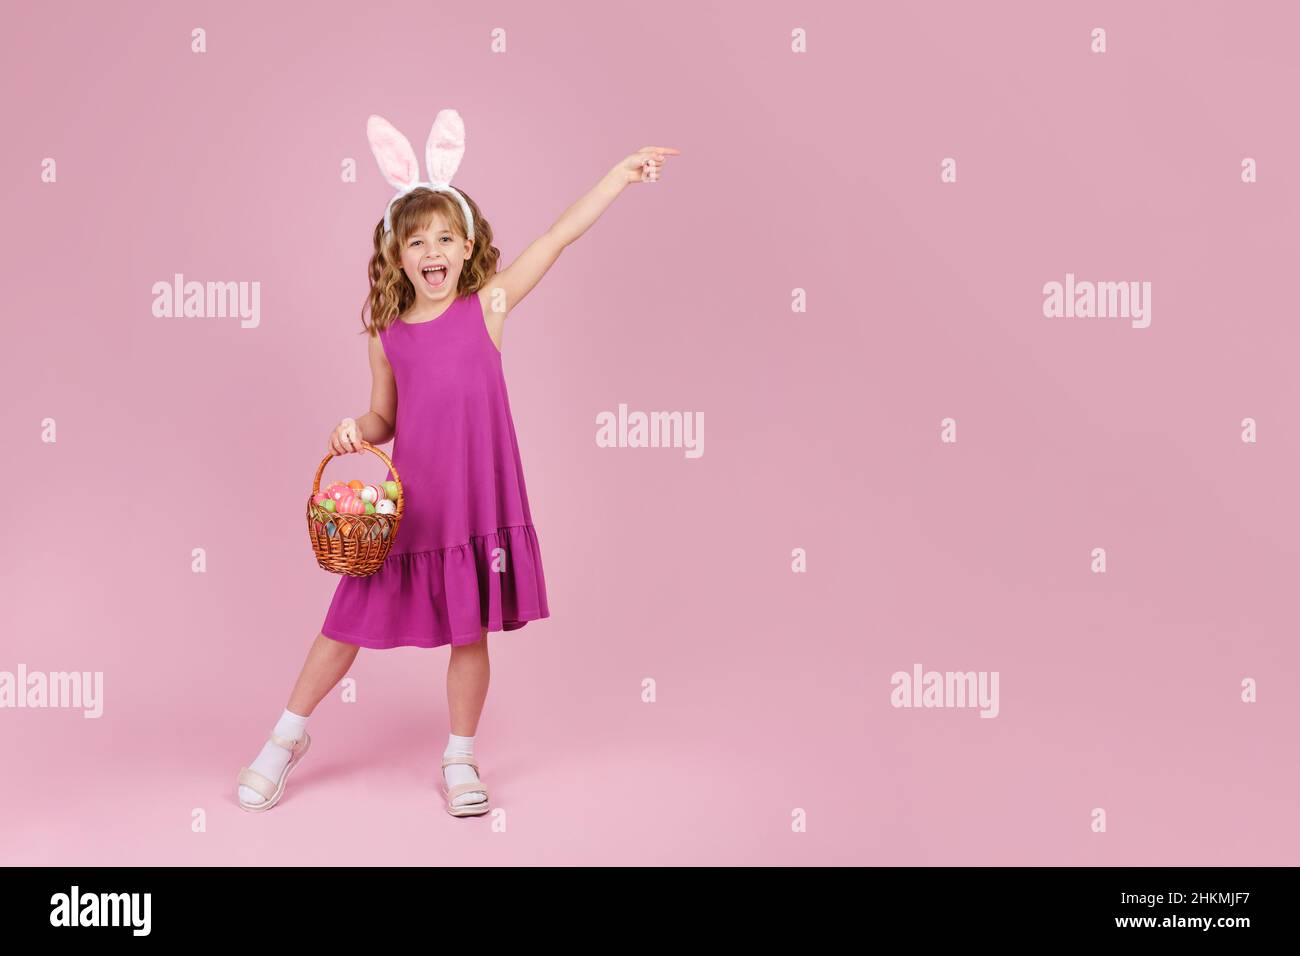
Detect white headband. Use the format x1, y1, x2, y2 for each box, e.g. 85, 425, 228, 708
366, 110, 475, 241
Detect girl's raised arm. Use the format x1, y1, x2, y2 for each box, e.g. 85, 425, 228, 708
483, 146, 681, 315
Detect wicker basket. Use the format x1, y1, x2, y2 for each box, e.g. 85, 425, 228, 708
306, 441, 405, 576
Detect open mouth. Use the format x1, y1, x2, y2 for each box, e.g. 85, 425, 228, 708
421, 265, 448, 289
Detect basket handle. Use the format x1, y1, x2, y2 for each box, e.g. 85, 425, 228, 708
310, 441, 404, 511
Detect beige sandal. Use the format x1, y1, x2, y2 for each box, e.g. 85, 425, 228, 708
441, 753, 490, 817
237, 732, 312, 812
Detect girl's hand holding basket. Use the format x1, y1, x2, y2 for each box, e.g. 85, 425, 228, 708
329, 417, 363, 456
307, 419, 404, 576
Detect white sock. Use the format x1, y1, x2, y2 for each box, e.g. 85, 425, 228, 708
443, 733, 486, 807
239, 709, 309, 806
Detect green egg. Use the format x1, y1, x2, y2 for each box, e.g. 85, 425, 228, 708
364, 501, 376, 515
383, 480, 400, 500
321, 499, 336, 513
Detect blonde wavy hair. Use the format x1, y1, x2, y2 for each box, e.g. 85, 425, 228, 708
360, 187, 500, 336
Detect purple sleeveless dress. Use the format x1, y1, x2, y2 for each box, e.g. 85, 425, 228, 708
321, 292, 549, 649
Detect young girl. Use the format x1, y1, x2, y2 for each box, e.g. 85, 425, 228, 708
236, 110, 679, 816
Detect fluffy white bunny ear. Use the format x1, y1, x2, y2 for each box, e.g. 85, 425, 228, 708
367, 114, 421, 191
425, 109, 466, 185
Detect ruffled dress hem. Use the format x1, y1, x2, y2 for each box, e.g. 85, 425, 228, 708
320, 523, 550, 650
320, 613, 547, 650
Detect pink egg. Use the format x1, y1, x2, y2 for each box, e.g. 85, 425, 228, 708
329, 485, 354, 505
312, 492, 330, 506
340, 496, 367, 515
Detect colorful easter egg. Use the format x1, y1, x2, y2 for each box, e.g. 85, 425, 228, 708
329, 486, 353, 505
376, 498, 397, 515
348, 479, 364, 493
364, 501, 376, 515
319, 498, 336, 513
326, 521, 337, 537
342, 496, 366, 515
312, 492, 330, 506
358, 484, 381, 503
383, 480, 399, 501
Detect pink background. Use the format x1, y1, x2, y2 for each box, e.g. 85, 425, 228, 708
3, 0, 1298, 865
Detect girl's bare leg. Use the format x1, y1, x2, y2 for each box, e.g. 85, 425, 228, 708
287, 632, 362, 715
447, 627, 490, 735
442, 628, 491, 807
237, 633, 360, 809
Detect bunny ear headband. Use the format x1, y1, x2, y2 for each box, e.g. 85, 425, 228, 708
366, 109, 475, 240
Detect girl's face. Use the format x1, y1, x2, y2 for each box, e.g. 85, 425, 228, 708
400, 212, 473, 303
